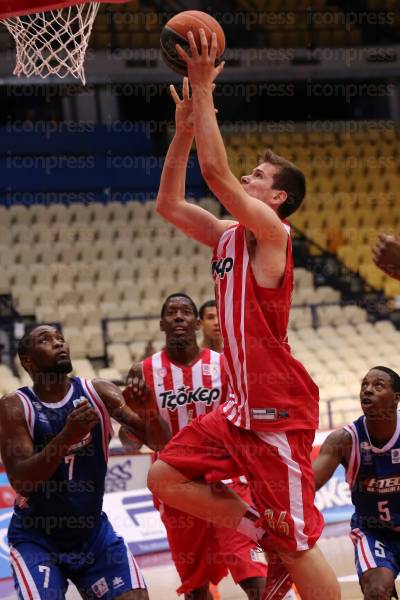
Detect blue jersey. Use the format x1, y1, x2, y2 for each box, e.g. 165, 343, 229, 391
8, 377, 113, 550
345, 413, 400, 534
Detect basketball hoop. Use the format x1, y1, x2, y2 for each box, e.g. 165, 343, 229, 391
0, 0, 127, 84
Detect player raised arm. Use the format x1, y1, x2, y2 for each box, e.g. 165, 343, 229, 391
312, 428, 353, 491
92, 378, 171, 451
119, 362, 160, 452
176, 31, 288, 250
0, 394, 99, 496
156, 76, 236, 247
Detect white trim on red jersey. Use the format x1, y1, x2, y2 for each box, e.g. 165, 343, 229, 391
214, 223, 318, 432
215, 226, 250, 429
143, 348, 228, 437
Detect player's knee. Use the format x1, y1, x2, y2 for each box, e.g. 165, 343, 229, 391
184, 584, 212, 600
147, 460, 165, 496
362, 568, 395, 600
147, 459, 183, 499
363, 582, 393, 600
239, 575, 266, 599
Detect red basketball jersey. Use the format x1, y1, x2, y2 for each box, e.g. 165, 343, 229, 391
212, 224, 319, 432
140, 348, 230, 437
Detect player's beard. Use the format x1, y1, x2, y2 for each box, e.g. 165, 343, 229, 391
45, 359, 73, 374
169, 335, 189, 349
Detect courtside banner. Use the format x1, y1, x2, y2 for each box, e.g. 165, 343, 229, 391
315, 465, 353, 523
0, 509, 13, 579
102, 489, 169, 555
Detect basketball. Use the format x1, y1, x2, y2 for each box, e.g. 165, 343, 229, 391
160, 10, 226, 75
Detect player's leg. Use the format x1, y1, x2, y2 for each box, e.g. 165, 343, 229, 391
214, 480, 267, 600
237, 430, 340, 600
361, 568, 396, 600
148, 411, 253, 530
277, 545, 339, 600
150, 414, 338, 598
160, 503, 228, 597
239, 577, 266, 599
351, 529, 398, 600
184, 584, 213, 600
149, 460, 248, 528
9, 542, 68, 600
75, 514, 148, 600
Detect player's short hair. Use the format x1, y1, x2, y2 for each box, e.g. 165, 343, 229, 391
263, 148, 306, 219
199, 299, 216, 320
370, 366, 400, 393
17, 325, 45, 360
160, 293, 198, 319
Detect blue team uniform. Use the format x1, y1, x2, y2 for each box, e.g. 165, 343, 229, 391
8, 377, 146, 600
345, 413, 400, 596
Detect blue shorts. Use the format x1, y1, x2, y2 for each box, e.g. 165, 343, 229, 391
9, 513, 146, 600
351, 527, 400, 592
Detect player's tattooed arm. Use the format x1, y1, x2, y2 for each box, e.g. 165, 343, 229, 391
0, 393, 98, 495
118, 426, 144, 453
92, 379, 171, 452
312, 428, 353, 491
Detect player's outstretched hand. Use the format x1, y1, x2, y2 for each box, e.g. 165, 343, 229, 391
170, 76, 194, 134
176, 30, 225, 87
373, 233, 400, 280
170, 77, 217, 134
62, 400, 99, 446
127, 367, 148, 401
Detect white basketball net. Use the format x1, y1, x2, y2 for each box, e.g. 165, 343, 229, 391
2, 3, 100, 84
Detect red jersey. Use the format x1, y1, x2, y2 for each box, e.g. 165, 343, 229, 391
139, 347, 230, 437
212, 224, 319, 432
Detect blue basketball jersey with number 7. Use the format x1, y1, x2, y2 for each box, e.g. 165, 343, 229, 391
8, 377, 113, 551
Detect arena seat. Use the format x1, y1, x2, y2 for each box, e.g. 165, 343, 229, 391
72, 359, 97, 379
2, 191, 399, 429
97, 367, 123, 383
107, 344, 132, 376
223, 126, 400, 295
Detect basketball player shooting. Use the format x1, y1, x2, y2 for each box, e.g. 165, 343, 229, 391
148, 30, 340, 600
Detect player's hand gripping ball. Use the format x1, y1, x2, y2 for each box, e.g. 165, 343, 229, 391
161, 10, 225, 75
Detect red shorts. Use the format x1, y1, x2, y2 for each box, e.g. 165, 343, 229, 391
159, 478, 267, 594
160, 408, 323, 553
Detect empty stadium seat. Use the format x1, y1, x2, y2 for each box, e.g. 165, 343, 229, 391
1, 194, 398, 432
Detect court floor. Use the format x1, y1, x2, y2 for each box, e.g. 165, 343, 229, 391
2, 535, 399, 599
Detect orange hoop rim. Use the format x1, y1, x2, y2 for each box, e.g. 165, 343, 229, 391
0, 0, 128, 20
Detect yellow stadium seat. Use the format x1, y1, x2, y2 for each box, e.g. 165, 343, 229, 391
384, 279, 400, 297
